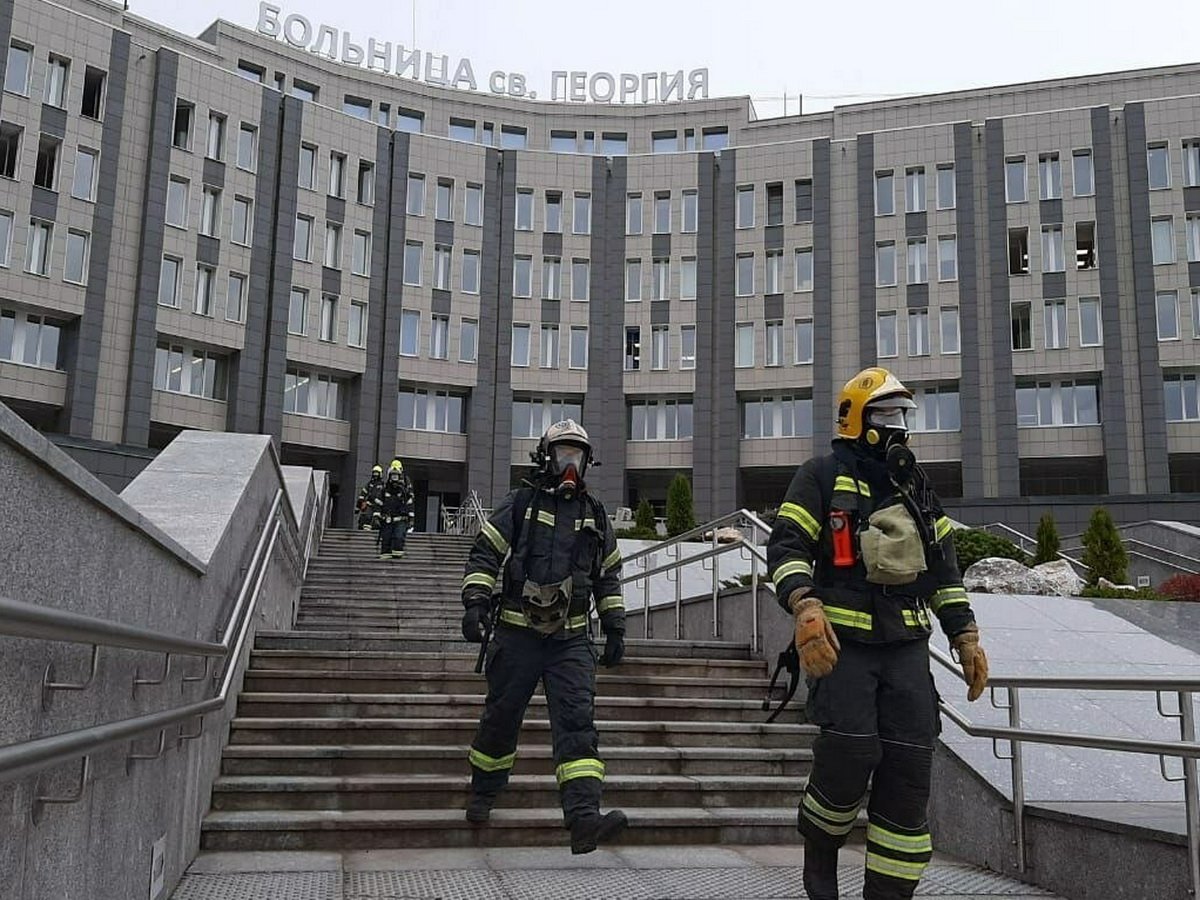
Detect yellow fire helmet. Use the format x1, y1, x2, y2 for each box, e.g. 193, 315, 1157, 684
389, 458, 404, 472
836, 367, 917, 443
371, 464, 383, 475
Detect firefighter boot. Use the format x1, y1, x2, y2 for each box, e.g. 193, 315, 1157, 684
569, 810, 628, 854
465, 793, 494, 825
803, 837, 840, 900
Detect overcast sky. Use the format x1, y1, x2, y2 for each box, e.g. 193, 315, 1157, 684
129, 0, 1200, 117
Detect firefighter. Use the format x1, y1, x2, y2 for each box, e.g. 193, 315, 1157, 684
766, 367, 989, 900
356, 465, 385, 531
378, 463, 413, 560
460, 419, 628, 854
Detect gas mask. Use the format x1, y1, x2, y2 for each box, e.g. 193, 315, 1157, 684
549, 444, 587, 498
862, 404, 912, 456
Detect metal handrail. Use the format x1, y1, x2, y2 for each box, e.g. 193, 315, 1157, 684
0, 481, 316, 791
982, 521, 1200, 575
931, 645, 1200, 893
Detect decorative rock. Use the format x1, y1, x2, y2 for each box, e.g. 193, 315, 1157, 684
703, 526, 745, 544
1097, 577, 1139, 593
963, 557, 1055, 595
1032, 559, 1085, 597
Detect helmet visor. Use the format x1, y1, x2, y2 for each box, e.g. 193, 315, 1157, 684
552, 444, 586, 474
867, 407, 909, 431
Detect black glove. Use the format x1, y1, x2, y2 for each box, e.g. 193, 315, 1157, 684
461, 601, 489, 643
600, 629, 625, 667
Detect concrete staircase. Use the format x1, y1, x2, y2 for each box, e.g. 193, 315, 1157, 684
201, 528, 821, 851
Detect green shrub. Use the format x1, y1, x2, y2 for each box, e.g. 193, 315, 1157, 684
634, 497, 657, 533
1080, 585, 1163, 601
616, 526, 659, 541
1080, 508, 1128, 587
952, 528, 1029, 572
665, 473, 696, 537
1033, 513, 1061, 566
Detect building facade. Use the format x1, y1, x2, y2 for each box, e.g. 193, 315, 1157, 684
2, 0, 1200, 530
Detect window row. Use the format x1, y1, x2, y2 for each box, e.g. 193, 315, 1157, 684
1003, 151, 1096, 203
1147, 140, 1200, 191
398, 310, 478, 363
287, 289, 369, 347
406, 175, 484, 225
733, 319, 818, 368
397, 386, 467, 434
152, 341, 227, 400
4, 41, 106, 119
875, 164, 959, 215
515, 397, 584, 439
0, 126, 101, 198
1155, 290, 1200, 342
1010, 298, 1104, 351
620, 325, 697, 372
1149, 215, 1200, 265
875, 236, 960, 287
1016, 380, 1100, 427
291, 213, 373, 274
1007, 222, 1098, 275
629, 398, 694, 441
872, 308, 963, 359
734, 180, 816, 228
403, 242, 486, 294
0, 307, 61, 370
159, 258, 257, 324
283, 367, 346, 420
0, 215, 91, 284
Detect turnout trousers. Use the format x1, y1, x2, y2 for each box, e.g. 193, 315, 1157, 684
468, 624, 603, 827
379, 517, 408, 555
800, 638, 939, 900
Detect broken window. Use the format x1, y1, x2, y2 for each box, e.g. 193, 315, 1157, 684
34, 135, 59, 190
172, 101, 192, 150
1008, 227, 1029, 275
1076, 221, 1097, 270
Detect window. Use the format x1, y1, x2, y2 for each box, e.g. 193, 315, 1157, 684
513, 397, 584, 438
193, 266, 215, 317
357, 161, 375, 205
905, 167, 925, 213
0, 123, 20, 178
1153, 217, 1175, 264
237, 62, 265, 83
284, 369, 344, 420
795, 179, 813, 223
291, 80, 318, 102
794, 319, 814, 364
1079, 297, 1102, 347
682, 190, 698, 233
44, 55, 68, 108
1165, 374, 1200, 423
318, 295, 338, 342
515, 188, 533, 231
571, 259, 590, 301
154, 343, 227, 400
327, 152, 345, 198
397, 109, 424, 134
64, 230, 88, 284
1148, 143, 1170, 190
875, 171, 894, 216
172, 102, 192, 150
681, 325, 696, 370
323, 223, 342, 269
511, 323, 531, 367
764, 182, 783, 226
399, 309, 420, 356
651, 131, 676, 153
462, 249, 480, 294
757, 249, 779, 295
1185, 140, 1200, 188
231, 196, 252, 245
626, 193, 642, 235
293, 215, 312, 261
737, 185, 755, 228
501, 126, 527, 150
226, 273, 246, 322
550, 130, 575, 153
1008, 228, 1030, 275
1044, 299, 1068, 349
877, 311, 898, 357
540, 324, 559, 368
352, 230, 371, 276
1073, 149, 1094, 196
397, 387, 468, 434
906, 238, 928, 284
81, 66, 105, 119
34, 135, 60, 190
936, 164, 956, 209
1016, 380, 1100, 427
459, 318, 477, 362
681, 257, 697, 300
1158, 291, 1180, 340
341, 96, 369, 119
1006, 157, 1027, 202
795, 248, 813, 292
625, 326, 641, 371
935, 235, 957, 282
448, 118, 475, 142
1038, 153, 1061, 200
542, 257, 561, 300
513, 255, 532, 297
1077, 221, 1097, 269
1042, 226, 1065, 272
0, 211, 12, 266
908, 309, 930, 357
742, 396, 814, 440
765, 320, 784, 367
1188, 215, 1200, 262
407, 174, 425, 215
1011, 301, 1032, 350
1194, 290, 1200, 339
652, 258, 669, 300
434, 245, 451, 291
735, 322, 754, 368
629, 398, 694, 441
650, 325, 669, 371
736, 253, 754, 296
911, 387, 961, 433
876, 242, 896, 287
544, 191, 561, 233
654, 191, 672, 234
288, 288, 308, 334
430, 314, 449, 359
237, 124, 256, 170
573, 193, 591, 234
196, 186, 220, 237
569, 326, 588, 369
465, 183, 483, 226
484, 123, 496, 146
601, 132, 628, 155
935, 307, 959, 356
5, 43, 31, 94
161, 176, 189, 228
403, 241, 422, 286
702, 127, 728, 150
26, 221, 52, 276
339, 299, 365, 348
71, 148, 97, 201
298, 144, 316, 190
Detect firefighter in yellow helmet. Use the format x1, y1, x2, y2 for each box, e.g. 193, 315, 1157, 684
766, 367, 988, 900
356, 465, 386, 531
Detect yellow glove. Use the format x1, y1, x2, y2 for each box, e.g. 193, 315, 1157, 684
952, 624, 989, 702
789, 592, 840, 678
